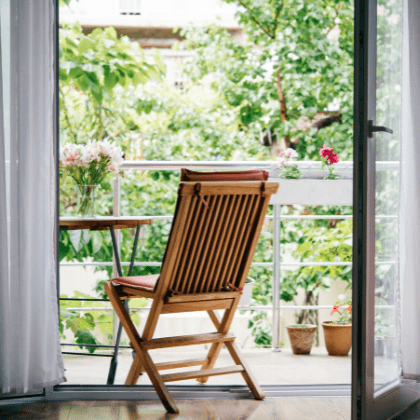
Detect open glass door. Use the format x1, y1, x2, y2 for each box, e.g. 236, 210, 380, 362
353, 0, 420, 418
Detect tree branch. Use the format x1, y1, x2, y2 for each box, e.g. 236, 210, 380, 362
271, 6, 283, 38
275, 69, 290, 147
237, 0, 276, 40
275, 70, 288, 122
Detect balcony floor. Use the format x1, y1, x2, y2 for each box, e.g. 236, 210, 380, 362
62, 347, 352, 386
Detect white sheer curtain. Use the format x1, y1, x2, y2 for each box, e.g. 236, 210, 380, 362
400, 0, 420, 378
0, 0, 65, 395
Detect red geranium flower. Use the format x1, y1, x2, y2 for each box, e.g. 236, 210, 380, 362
318, 144, 333, 158
327, 152, 339, 165
331, 305, 340, 316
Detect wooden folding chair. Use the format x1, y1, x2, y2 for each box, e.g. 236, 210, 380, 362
105, 180, 278, 413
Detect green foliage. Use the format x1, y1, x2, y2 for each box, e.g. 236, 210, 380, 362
59, 291, 146, 352
59, 23, 164, 144
248, 311, 273, 348
179, 0, 354, 159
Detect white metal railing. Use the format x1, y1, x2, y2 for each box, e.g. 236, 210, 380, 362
60, 160, 399, 351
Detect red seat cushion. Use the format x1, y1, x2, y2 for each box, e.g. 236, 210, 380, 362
180, 168, 269, 182
112, 274, 159, 291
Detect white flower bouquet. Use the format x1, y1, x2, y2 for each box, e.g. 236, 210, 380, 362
60, 141, 124, 217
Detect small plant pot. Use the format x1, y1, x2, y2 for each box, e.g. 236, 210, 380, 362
322, 321, 352, 356
286, 324, 317, 355
374, 337, 385, 356
239, 277, 255, 307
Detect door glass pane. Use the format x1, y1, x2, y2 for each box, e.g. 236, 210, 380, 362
374, 0, 403, 392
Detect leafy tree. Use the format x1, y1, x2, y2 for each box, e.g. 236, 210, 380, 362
178, 0, 353, 159
59, 23, 164, 144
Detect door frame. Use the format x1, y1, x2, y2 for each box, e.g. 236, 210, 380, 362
352, 0, 420, 418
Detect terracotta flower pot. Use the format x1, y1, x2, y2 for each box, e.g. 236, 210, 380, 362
286, 324, 317, 355
322, 321, 352, 356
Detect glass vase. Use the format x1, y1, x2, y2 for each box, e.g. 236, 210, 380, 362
77, 184, 99, 218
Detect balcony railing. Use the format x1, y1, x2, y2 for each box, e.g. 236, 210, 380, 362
60, 160, 398, 352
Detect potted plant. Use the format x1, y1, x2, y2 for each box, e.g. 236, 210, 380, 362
286, 324, 318, 355
322, 297, 352, 356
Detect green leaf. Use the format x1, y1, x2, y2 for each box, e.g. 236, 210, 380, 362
91, 232, 103, 254
104, 72, 118, 91
78, 38, 95, 54
152, 52, 166, 75
69, 230, 82, 252
66, 316, 92, 334
75, 330, 99, 354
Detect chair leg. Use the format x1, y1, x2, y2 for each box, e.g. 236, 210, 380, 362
204, 310, 265, 400
138, 347, 180, 414
196, 308, 236, 384
196, 342, 224, 384
224, 340, 265, 400
105, 282, 179, 414
125, 354, 143, 385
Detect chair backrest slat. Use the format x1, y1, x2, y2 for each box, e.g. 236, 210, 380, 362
227, 193, 262, 290
199, 194, 234, 293
221, 194, 254, 291
159, 181, 278, 297
170, 196, 199, 293
183, 194, 215, 294
204, 194, 239, 293
195, 194, 224, 294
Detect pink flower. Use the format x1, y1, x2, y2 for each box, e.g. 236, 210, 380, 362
318, 144, 340, 165
107, 162, 119, 175
284, 148, 298, 158
327, 153, 339, 165
318, 144, 333, 158
81, 143, 100, 164
62, 144, 82, 166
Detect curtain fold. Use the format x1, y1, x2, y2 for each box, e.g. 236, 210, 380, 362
400, 0, 420, 377
0, 0, 65, 395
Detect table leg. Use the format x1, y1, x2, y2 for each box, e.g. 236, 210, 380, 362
128, 226, 141, 361
128, 225, 141, 276
107, 299, 128, 385
107, 225, 141, 384
109, 226, 123, 277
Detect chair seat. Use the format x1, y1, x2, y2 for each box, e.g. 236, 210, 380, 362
112, 274, 159, 291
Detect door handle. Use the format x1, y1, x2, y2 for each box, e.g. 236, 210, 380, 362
368, 120, 393, 137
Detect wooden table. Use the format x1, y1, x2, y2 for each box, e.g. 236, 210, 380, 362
60, 216, 154, 385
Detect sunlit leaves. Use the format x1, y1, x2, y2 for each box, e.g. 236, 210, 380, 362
60, 24, 164, 105
180, 0, 353, 159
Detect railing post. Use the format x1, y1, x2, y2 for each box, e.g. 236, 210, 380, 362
112, 175, 121, 344
112, 174, 121, 276
272, 204, 281, 352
